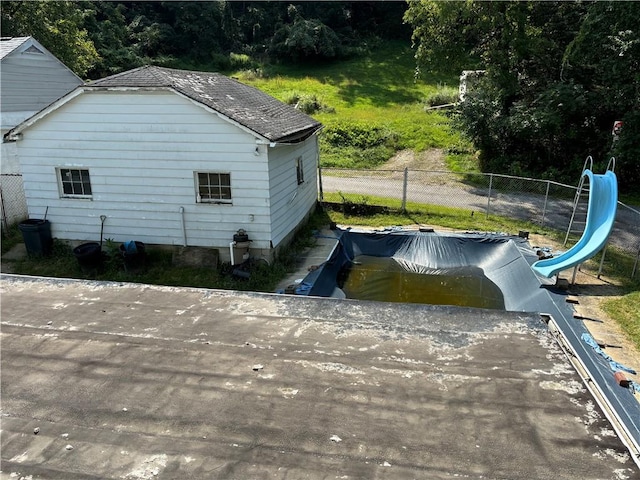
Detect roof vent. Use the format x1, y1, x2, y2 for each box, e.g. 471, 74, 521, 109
24, 45, 44, 55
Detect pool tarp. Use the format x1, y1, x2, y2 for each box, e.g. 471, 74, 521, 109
301, 229, 640, 456
306, 231, 556, 313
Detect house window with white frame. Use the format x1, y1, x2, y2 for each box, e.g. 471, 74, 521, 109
196, 172, 232, 204
58, 168, 92, 198
296, 157, 304, 185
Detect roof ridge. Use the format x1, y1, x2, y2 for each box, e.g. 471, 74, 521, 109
90, 65, 170, 86
74, 65, 321, 142
144, 65, 174, 86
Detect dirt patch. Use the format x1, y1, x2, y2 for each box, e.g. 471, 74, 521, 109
525, 232, 640, 384
379, 148, 447, 171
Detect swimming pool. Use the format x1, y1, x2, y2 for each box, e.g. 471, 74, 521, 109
303, 229, 561, 313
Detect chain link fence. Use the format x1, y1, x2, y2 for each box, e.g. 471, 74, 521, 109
319, 167, 640, 278
0, 173, 28, 234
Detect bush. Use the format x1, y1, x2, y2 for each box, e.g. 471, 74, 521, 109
238, 68, 270, 81
283, 92, 334, 114
425, 85, 459, 107
229, 52, 254, 70
323, 121, 399, 150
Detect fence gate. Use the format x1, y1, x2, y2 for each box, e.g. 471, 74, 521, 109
0, 174, 28, 233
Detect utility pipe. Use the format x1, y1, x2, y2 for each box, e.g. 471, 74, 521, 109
179, 207, 187, 246
229, 242, 236, 266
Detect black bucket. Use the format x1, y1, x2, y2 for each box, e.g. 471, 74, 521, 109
19, 219, 53, 256
73, 242, 102, 271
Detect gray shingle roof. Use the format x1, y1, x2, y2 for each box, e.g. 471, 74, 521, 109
0, 37, 31, 60
89, 65, 322, 142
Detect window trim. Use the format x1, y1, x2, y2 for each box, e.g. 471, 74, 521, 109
195, 171, 233, 205
57, 167, 93, 199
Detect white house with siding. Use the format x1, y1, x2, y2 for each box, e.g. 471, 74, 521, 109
1, 36, 83, 174
5, 66, 323, 262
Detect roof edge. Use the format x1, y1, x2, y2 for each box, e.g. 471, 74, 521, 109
1, 36, 83, 83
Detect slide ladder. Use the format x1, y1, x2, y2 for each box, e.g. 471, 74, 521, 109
532, 158, 618, 281
563, 156, 593, 246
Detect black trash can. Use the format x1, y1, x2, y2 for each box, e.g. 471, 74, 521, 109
73, 242, 103, 271
18, 219, 53, 256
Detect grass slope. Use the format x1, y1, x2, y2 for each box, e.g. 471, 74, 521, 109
234, 41, 473, 169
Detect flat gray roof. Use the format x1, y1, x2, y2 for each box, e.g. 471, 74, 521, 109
1, 275, 638, 479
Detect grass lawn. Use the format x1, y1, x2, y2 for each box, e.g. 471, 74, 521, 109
603, 292, 640, 351
234, 41, 475, 170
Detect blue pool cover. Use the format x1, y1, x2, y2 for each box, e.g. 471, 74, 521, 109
297, 228, 640, 458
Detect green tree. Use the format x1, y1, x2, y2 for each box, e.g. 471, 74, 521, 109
406, 1, 639, 192
269, 6, 343, 62
563, 1, 640, 189
404, 0, 481, 75
1, 1, 99, 77
82, 1, 145, 78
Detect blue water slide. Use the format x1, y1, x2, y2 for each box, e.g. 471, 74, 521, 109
532, 169, 618, 278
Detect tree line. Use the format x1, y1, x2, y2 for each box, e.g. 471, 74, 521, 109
406, 1, 639, 191
2, 1, 638, 192
1, 1, 408, 78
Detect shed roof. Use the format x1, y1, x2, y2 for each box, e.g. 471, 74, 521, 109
88, 65, 322, 143
1, 275, 639, 478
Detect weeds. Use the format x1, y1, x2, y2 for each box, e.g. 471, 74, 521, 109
2, 209, 332, 293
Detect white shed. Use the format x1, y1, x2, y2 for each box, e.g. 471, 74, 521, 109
5, 66, 323, 262
1, 36, 83, 174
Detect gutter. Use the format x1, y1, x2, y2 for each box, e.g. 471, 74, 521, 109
545, 316, 640, 469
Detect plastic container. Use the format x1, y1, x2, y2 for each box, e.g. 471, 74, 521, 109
73, 242, 102, 270
119, 241, 146, 270
18, 219, 53, 256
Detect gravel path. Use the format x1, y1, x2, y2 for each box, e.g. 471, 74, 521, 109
320, 159, 640, 255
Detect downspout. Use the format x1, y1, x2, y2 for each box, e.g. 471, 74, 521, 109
179, 207, 187, 247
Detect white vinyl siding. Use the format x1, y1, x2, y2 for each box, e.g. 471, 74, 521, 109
0, 40, 82, 126
267, 136, 319, 248
17, 90, 274, 249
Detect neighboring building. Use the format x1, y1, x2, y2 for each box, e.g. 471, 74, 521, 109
1, 36, 83, 174
0, 36, 83, 230
4, 66, 322, 262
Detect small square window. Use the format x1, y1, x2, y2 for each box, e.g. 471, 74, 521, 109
196, 172, 232, 204
296, 157, 304, 185
59, 168, 92, 198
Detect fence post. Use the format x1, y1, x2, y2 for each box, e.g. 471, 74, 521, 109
318, 165, 324, 201
541, 180, 550, 227
401, 167, 408, 213
0, 182, 8, 233
486, 173, 493, 218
